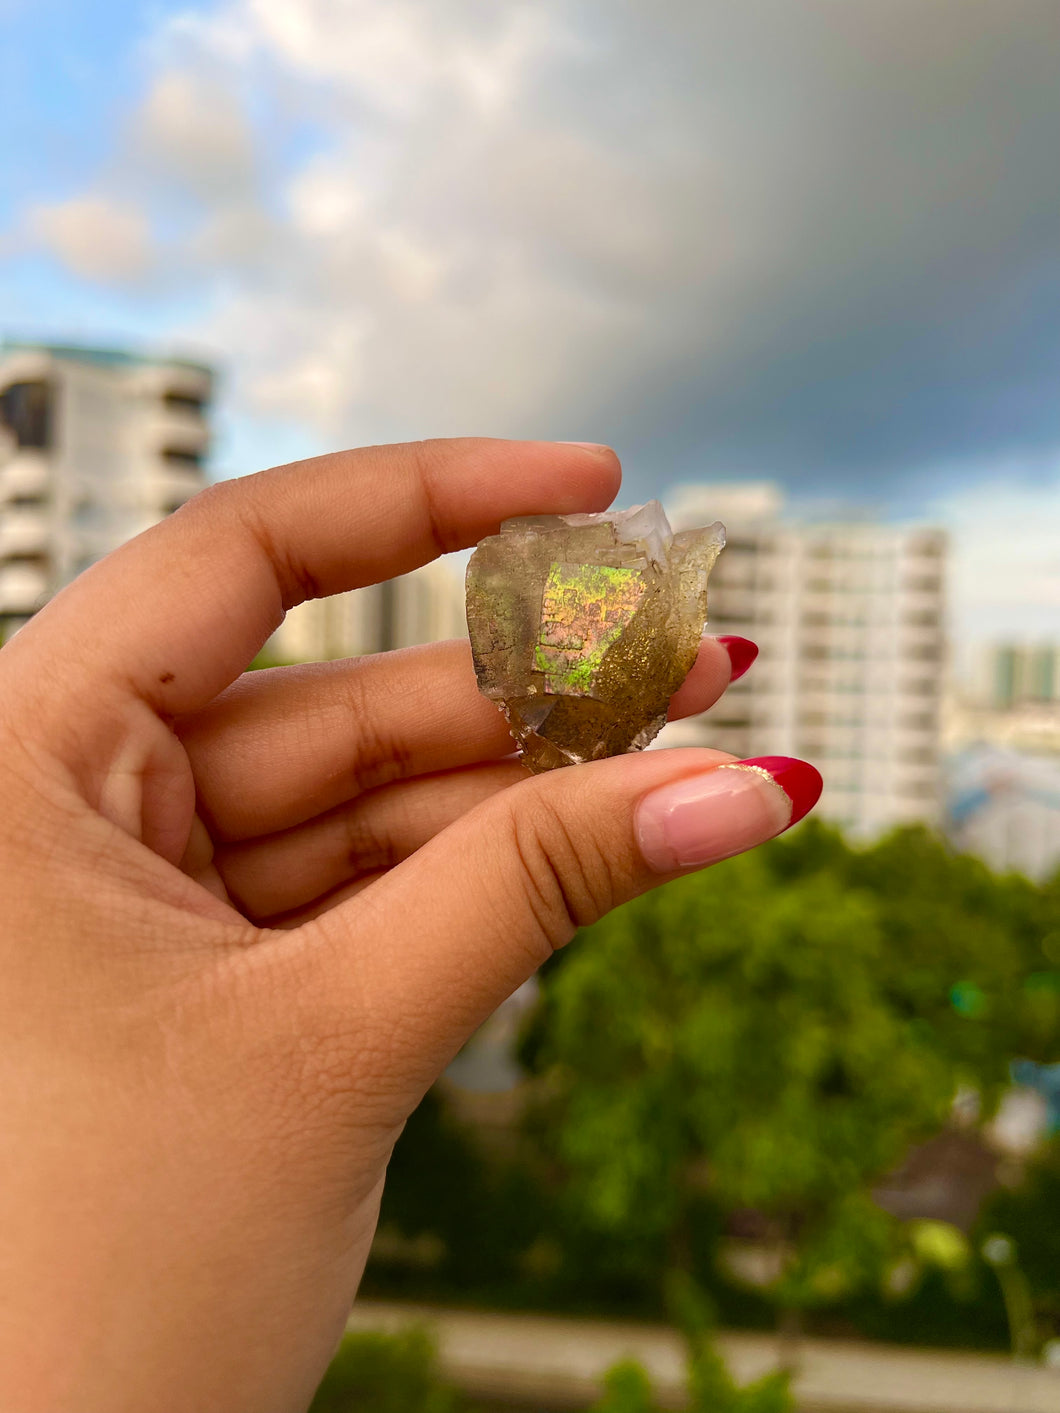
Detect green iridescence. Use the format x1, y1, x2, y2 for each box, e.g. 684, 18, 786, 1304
534, 562, 646, 694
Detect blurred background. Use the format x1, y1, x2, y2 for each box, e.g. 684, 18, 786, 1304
3, 1, 1060, 1408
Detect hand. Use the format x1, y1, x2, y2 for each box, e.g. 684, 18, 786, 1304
0, 439, 819, 1412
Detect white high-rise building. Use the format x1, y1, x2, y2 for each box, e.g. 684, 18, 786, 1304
0, 342, 211, 640
662, 484, 947, 836
265, 557, 467, 663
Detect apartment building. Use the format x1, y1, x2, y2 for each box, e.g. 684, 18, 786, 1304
266, 557, 467, 662
662, 484, 947, 836
984, 643, 1060, 710
0, 342, 211, 640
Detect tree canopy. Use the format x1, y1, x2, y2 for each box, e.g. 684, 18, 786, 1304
526, 823, 1060, 1311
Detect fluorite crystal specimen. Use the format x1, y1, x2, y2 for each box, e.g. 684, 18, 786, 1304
465, 501, 725, 772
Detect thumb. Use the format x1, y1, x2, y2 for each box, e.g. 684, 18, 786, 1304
323, 748, 821, 1085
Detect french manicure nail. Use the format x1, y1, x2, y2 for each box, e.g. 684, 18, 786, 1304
716, 635, 759, 682
738, 757, 823, 827
636, 756, 823, 872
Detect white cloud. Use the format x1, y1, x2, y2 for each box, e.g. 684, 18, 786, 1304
285, 157, 366, 239
26, 196, 153, 283
211, 0, 565, 116
134, 68, 257, 197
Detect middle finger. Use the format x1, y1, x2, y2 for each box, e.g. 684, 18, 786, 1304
179, 640, 511, 841
179, 635, 737, 842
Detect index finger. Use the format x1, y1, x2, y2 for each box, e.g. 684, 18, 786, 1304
2, 439, 620, 718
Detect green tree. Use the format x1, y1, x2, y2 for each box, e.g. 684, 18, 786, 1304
369, 1087, 549, 1299
309, 1327, 464, 1413
528, 823, 1049, 1327
590, 1276, 793, 1412
975, 1136, 1060, 1355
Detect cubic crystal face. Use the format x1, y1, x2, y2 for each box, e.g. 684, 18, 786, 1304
465, 501, 726, 772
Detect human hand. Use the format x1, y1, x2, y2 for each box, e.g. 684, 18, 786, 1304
0, 439, 820, 1412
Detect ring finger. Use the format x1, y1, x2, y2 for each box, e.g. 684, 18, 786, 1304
213, 760, 527, 922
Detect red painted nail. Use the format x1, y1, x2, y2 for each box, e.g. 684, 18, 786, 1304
717, 635, 759, 682
738, 756, 823, 828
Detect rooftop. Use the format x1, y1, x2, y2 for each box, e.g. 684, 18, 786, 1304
0, 340, 212, 378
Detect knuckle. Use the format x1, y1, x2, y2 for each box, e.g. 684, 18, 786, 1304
343, 796, 397, 874
226, 481, 323, 607
402, 439, 461, 556
336, 661, 414, 794
507, 790, 618, 952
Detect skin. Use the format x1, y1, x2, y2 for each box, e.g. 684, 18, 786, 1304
0, 438, 761, 1412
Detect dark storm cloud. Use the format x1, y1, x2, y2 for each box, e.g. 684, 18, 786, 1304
541, 0, 1060, 496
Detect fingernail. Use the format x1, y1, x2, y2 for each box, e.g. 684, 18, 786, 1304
739, 757, 823, 826
716, 635, 759, 682
558, 441, 611, 452
636, 756, 823, 872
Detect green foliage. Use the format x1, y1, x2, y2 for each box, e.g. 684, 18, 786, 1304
678, 1275, 793, 1413
528, 822, 1055, 1313
974, 1137, 1060, 1347
247, 652, 294, 671
589, 1276, 793, 1413
591, 1361, 661, 1413
372, 1089, 547, 1296
308, 1327, 464, 1413
364, 822, 1058, 1351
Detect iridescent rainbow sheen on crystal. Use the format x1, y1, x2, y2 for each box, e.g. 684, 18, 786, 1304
534, 563, 646, 695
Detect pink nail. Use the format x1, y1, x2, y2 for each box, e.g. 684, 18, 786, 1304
557, 441, 611, 452
636, 758, 821, 873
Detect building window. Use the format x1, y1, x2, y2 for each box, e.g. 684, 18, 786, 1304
899, 711, 936, 730
163, 390, 207, 415
901, 678, 938, 696
72, 501, 107, 529
3, 552, 49, 571
161, 447, 203, 469
0, 381, 53, 449
907, 535, 944, 558
899, 747, 936, 765
903, 609, 939, 627
902, 781, 938, 800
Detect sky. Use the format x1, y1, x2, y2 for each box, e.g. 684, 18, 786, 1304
2, 0, 1060, 655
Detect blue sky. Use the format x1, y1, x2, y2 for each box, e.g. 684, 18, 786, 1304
3, 0, 1060, 651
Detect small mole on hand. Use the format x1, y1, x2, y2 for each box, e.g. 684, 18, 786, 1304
158, 671, 175, 685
